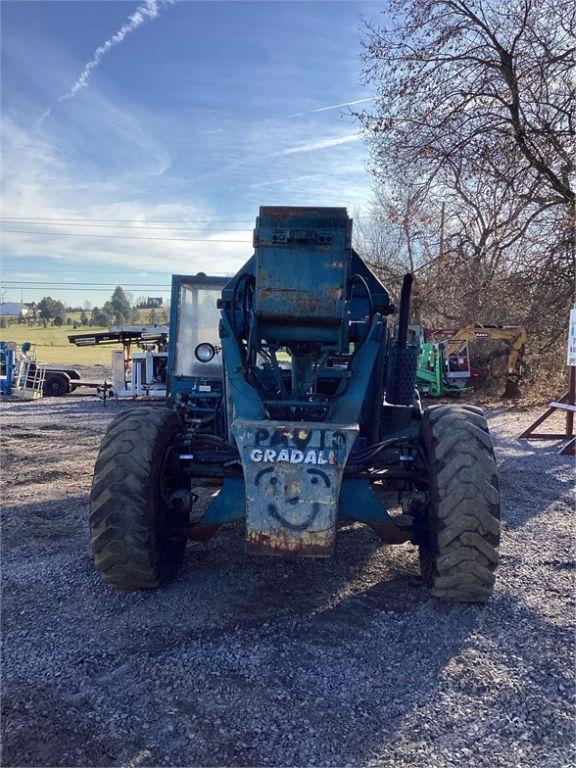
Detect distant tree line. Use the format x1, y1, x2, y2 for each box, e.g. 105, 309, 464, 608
4, 287, 169, 329
90, 287, 135, 326
90, 287, 168, 326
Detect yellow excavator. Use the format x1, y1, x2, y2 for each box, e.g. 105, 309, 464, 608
445, 324, 527, 398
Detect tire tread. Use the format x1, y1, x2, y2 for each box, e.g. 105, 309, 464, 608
420, 405, 500, 602
89, 406, 186, 589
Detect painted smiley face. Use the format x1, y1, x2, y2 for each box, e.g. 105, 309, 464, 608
254, 467, 331, 531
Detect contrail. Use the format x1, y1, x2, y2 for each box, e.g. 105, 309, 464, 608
277, 133, 362, 156
287, 97, 375, 119
36, 0, 171, 126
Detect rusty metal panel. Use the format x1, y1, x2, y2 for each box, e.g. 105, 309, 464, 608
232, 419, 358, 557
252, 207, 351, 339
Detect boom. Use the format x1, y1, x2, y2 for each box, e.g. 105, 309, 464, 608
446, 324, 527, 397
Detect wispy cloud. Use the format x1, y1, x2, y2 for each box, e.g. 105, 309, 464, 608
36, 0, 171, 126
248, 175, 315, 189
1, 115, 249, 282
287, 98, 375, 119
276, 132, 362, 156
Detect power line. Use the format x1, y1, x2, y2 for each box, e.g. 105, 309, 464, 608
1, 269, 177, 275
1, 267, 238, 275
0, 229, 252, 243
0, 219, 252, 232
1, 214, 375, 224
4, 286, 172, 292
4, 280, 173, 287
1, 271, 237, 281
0, 215, 256, 224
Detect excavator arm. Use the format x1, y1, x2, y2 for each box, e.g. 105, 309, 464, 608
446, 325, 527, 397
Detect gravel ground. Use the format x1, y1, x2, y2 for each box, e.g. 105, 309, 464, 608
1, 396, 574, 768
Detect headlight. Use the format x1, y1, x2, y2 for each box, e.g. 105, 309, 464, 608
195, 342, 217, 363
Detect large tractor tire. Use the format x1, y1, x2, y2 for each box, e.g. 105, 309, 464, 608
419, 404, 500, 602
89, 407, 188, 589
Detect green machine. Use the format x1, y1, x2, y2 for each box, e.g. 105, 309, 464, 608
404, 324, 472, 398
416, 341, 473, 398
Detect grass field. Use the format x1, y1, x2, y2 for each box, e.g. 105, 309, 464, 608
0, 306, 169, 366
0, 324, 122, 366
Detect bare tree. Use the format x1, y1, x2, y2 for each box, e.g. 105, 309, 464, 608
358, 0, 575, 389
355, 179, 441, 321
361, 0, 574, 201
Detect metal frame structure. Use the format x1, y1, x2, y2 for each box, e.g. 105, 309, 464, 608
519, 367, 576, 456
11, 358, 45, 399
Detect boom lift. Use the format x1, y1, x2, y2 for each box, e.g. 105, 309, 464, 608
89, 208, 501, 602
0, 340, 80, 397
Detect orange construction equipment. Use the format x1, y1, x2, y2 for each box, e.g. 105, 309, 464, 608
444, 324, 527, 398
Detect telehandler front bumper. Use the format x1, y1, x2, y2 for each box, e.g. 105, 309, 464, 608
232, 419, 358, 557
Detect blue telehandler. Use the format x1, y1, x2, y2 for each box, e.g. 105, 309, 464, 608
90, 207, 500, 602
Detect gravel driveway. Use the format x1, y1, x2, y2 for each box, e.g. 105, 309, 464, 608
1, 396, 574, 767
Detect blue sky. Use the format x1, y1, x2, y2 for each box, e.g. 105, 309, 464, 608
1, 0, 383, 306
